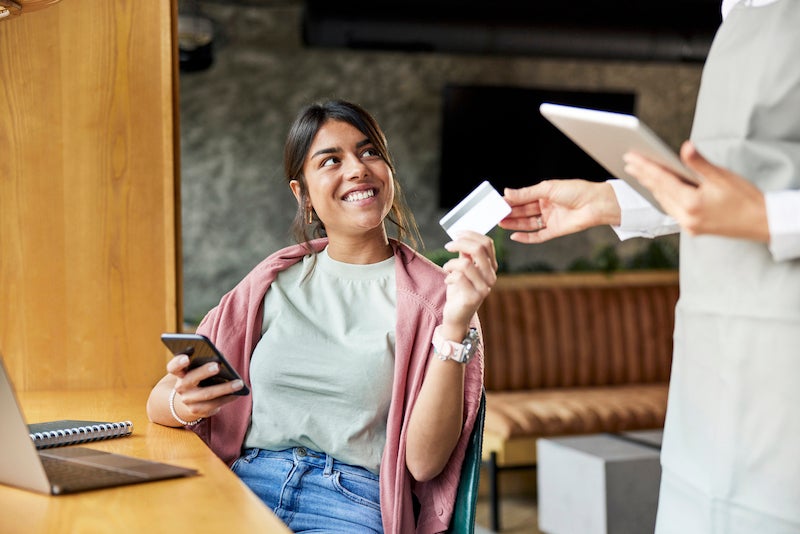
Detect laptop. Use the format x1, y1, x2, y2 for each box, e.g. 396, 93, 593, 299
0, 355, 197, 495
539, 103, 702, 213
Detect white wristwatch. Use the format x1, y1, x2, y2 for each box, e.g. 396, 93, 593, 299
432, 325, 480, 364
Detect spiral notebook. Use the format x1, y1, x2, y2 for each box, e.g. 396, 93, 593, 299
28, 419, 133, 449
0, 355, 197, 495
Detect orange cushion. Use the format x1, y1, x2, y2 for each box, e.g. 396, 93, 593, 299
484, 384, 669, 440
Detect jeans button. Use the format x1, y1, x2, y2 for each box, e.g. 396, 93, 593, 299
296, 447, 307, 457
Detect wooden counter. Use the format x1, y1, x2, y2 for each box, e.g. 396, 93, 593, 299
1, 388, 291, 533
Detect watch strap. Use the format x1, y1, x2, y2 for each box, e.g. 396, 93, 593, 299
432, 325, 479, 364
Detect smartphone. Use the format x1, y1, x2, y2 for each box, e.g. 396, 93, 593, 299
160, 333, 250, 396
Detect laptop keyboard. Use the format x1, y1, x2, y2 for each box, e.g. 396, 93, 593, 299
40, 455, 146, 494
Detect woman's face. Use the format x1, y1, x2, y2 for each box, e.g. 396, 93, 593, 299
291, 119, 394, 242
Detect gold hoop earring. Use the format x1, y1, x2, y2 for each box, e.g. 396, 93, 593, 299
306, 206, 313, 225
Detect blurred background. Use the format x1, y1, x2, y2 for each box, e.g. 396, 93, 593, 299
177, 0, 719, 322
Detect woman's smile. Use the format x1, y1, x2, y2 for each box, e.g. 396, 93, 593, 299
343, 187, 376, 203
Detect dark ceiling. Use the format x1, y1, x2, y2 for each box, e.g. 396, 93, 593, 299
302, 1, 724, 62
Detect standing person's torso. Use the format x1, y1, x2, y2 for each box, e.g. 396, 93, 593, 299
682, 0, 800, 312
656, 2, 800, 532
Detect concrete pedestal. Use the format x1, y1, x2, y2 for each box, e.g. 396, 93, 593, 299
537, 431, 662, 534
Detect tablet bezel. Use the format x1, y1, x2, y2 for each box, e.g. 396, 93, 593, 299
539, 103, 700, 213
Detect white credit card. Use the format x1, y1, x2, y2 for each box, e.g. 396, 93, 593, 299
439, 181, 511, 239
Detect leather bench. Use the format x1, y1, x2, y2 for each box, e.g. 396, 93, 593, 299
477, 270, 679, 531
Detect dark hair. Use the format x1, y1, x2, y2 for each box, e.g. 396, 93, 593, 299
283, 99, 421, 251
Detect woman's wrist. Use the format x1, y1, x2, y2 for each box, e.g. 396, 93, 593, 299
168, 388, 203, 427
438, 321, 469, 342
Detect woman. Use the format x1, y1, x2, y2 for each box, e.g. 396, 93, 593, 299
147, 100, 496, 534
501, 1, 800, 532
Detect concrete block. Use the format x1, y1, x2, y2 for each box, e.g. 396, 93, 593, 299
537, 432, 662, 534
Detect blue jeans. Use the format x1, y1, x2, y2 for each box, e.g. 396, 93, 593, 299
232, 447, 383, 533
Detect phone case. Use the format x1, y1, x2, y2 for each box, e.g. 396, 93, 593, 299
160, 333, 250, 396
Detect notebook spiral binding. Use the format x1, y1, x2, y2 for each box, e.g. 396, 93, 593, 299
30, 421, 134, 449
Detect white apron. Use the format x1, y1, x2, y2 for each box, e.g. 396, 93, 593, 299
655, 1, 800, 533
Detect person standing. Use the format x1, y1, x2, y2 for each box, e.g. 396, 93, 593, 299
501, 1, 800, 532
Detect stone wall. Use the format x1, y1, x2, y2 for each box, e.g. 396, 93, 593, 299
179, 1, 700, 322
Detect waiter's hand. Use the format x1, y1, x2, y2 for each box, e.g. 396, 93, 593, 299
501, 179, 621, 244
623, 140, 769, 242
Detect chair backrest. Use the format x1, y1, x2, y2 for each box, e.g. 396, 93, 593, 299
448, 388, 486, 534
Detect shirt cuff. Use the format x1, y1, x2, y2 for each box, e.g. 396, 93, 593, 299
607, 180, 680, 240
766, 190, 800, 261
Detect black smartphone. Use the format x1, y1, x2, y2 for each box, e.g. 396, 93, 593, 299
160, 333, 250, 396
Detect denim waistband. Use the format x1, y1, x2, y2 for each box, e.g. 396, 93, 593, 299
243, 447, 379, 479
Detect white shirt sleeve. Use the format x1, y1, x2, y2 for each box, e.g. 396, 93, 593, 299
608, 181, 800, 261
766, 190, 800, 261
607, 179, 680, 240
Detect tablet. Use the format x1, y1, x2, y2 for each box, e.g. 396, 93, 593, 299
539, 103, 701, 213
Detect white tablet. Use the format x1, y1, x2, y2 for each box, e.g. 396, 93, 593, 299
539, 103, 701, 213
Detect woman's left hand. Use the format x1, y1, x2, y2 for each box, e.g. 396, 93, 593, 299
623, 140, 769, 242
441, 231, 499, 328
406, 230, 498, 481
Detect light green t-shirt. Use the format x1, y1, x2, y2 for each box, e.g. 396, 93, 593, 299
243, 248, 396, 474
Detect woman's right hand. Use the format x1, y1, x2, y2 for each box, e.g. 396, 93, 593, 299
169, 354, 245, 419
500, 179, 622, 243
147, 354, 244, 427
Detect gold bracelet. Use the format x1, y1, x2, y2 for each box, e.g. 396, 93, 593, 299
169, 388, 203, 427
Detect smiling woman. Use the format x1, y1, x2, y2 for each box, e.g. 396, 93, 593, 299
147, 99, 498, 533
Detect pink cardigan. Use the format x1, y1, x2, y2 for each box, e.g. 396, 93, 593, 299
191, 239, 484, 533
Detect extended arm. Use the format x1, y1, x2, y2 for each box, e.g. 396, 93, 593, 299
404, 231, 497, 482
499, 179, 622, 243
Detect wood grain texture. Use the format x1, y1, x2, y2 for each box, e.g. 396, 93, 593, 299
3, 388, 291, 533
0, 0, 180, 390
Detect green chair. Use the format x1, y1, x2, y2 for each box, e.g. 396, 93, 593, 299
448, 388, 486, 534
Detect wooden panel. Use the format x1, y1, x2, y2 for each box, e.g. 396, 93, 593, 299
0, 0, 180, 390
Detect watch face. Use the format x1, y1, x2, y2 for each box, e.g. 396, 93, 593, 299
433, 326, 479, 363
439, 341, 454, 357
